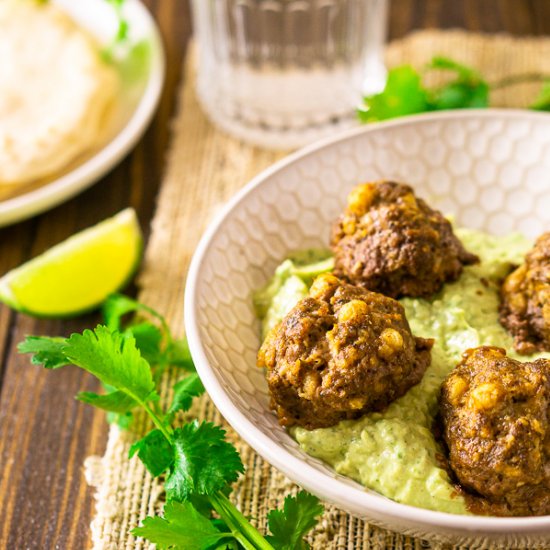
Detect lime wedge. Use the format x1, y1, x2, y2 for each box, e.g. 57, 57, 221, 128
0, 208, 142, 317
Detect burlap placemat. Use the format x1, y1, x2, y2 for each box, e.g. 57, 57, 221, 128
85, 30, 550, 550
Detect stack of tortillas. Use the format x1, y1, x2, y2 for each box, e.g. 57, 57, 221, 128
0, 0, 117, 186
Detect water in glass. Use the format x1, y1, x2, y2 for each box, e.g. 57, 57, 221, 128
192, 0, 388, 148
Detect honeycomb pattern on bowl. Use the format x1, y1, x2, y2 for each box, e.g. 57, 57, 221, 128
187, 112, 550, 546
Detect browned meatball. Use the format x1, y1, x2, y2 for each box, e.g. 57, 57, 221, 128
500, 232, 550, 355
440, 346, 550, 516
331, 181, 478, 298
257, 274, 433, 429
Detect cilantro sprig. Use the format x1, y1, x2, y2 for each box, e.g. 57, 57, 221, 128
266, 492, 325, 550
359, 55, 550, 122
18, 293, 324, 549
104, 0, 129, 46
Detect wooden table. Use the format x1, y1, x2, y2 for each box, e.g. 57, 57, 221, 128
0, 1, 548, 548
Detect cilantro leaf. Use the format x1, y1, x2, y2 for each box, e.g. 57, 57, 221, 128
532, 80, 550, 111
427, 56, 489, 109
169, 374, 205, 415
168, 338, 196, 372
107, 410, 134, 429
266, 492, 324, 550
165, 421, 244, 502
102, 294, 174, 368
359, 56, 490, 124
359, 66, 429, 122
63, 326, 157, 404
17, 336, 70, 369
129, 429, 174, 477
132, 501, 233, 550
102, 0, 130, 60
127, 322, 163, 364
77, 390, 137, 413
103, 293, 167, 333
430, 80, 489, 109
102, 293, 142, 331
189, 494, 217, 518
428, 56, 480, 79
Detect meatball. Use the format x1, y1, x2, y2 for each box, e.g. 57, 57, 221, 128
440, 346, 550, 516
257, 273, 433, 429
500, 232, 550, 355
331, 181, 478, 298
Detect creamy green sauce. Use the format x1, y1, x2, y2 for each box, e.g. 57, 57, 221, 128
253, 249, 333, 340
254, 228, 550, 514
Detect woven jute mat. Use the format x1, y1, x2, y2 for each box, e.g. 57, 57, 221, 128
85, 30, 550, 550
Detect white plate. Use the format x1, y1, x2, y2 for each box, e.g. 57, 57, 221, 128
0, 0, 164, 227
185, 110, 550, 548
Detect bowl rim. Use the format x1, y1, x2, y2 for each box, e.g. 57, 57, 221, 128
185, 109, 550, 534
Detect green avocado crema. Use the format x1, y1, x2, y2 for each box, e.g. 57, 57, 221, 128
253, 228, 550, 515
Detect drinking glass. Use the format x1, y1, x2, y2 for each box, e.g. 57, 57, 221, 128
191, 0, 388, 149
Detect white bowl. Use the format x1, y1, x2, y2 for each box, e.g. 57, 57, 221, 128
185, 110, 550, 547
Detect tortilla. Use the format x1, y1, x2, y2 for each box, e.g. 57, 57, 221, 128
0, 1, 118, 185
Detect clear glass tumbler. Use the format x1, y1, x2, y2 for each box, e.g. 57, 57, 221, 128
191, 0, 388, 149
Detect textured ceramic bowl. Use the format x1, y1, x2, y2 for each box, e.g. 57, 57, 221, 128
185, 110, 550, 548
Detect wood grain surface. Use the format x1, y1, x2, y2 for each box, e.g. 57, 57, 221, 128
0, 1, 548, 548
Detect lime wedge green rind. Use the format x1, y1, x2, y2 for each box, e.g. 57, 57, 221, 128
0, 208, 142, 318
